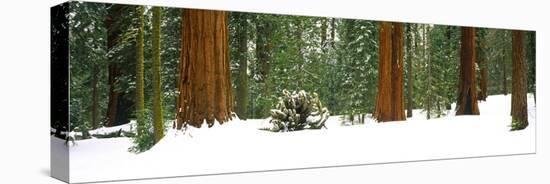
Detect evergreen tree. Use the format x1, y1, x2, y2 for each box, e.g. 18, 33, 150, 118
68, 2, 108, 130
151, 7, 164, 143
232, 12, 250, 120
511, 30, 528, 130
135, 5, 146, 137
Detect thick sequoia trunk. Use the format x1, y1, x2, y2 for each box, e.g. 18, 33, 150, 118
176, 9, 234, 129
511, 30, 528, 130
374, 22, 405, 122
456, 27, 480, 115
235, 13, 249, 120
391, 23, 405, 120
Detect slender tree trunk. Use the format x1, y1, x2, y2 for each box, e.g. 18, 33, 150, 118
106, 5, 118, 127
135, 6, 146, 135
106, 63, 119, 127
152, 7, 164, 143
105, 5, 131, 127
374, 22, 405, 122
456, 27, 480, 115
91, 65, 99, 129
406, 24, 414, 118
445, 26, 453, 110
235, 13, 249, 120
256, 17, 273, 117
330, 18, 336, 48
320, 18, 328, 49
176, 9, 234, 128
511, 30, 528, 130
526, 32, 536, 102
426, 25, 432, 120
477, 30, 488, 101
502, 33, 508, 95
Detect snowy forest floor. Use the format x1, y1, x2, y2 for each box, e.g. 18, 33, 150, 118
57, 94, 536, 183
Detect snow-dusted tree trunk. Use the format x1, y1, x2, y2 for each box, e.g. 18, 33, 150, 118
175, 9, 234, 129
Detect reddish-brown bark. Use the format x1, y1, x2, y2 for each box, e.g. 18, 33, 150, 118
456, 27, 480, 115
176, 9, 234, 129
374, 22, 406, 122
511, 30, 528, 129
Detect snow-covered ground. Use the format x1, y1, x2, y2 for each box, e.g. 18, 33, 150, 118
64, 94, 536, 183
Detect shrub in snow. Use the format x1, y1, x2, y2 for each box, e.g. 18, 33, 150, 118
269, 89, 330, 132
128, 110, 155, 153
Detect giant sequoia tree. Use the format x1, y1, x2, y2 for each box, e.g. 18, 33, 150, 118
456, 27, 480, 115
374, 22, 405, 122
175, 9, 234, 129
511, 30, 528, 130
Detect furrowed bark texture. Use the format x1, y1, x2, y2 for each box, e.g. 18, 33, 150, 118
374, 22, 405, 122
176, 9, 234, 129
456, 27, 480, 115
511, 30, 528, 129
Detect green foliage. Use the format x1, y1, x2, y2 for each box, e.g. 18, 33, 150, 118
129, 109, 155, 153
67, 2, 537, 136
409, 24, 460, 118
485, 29, 512, 95
510, 118, 528, 131
135, 5, 146, 136
68, 2, 108, 130
158, 8, 181, 120
229, 14, 379, 120
332, 19, 378, 117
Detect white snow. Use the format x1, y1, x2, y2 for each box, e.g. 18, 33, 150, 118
88, 121, 136, 135
63, 94, 536, 183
